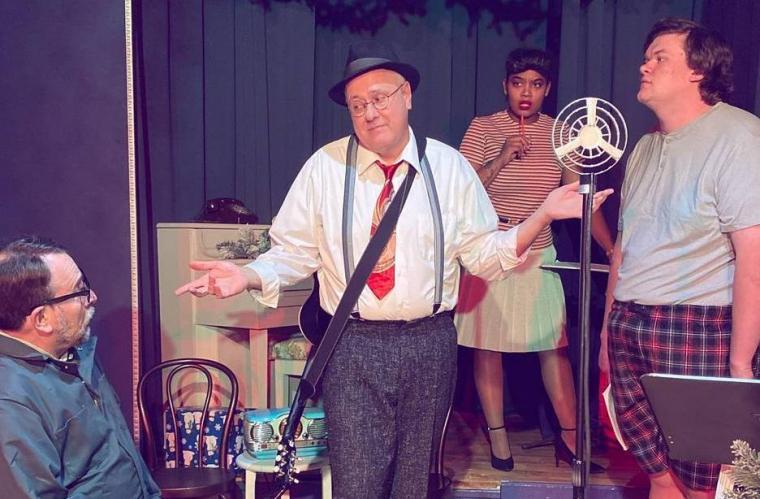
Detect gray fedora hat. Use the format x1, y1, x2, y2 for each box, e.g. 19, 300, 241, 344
328, 40, 420, 106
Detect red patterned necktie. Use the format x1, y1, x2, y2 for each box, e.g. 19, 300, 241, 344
366, 160, 402, 299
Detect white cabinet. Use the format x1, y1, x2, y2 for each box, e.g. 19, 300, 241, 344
156, 223, 311, 408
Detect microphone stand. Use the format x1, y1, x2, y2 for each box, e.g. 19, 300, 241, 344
573, 173, 595, 499
550, 96, 627, 498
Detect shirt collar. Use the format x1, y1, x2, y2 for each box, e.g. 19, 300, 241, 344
660, 102, 720, 141
0, 329, 91, 369
356, 126, 423, 176
0, 329, 55, 359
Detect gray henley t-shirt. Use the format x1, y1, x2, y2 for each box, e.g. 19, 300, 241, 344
615, 102, 760, 305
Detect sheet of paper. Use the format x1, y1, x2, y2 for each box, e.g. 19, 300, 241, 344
603, 384, 629, 451
715, 465, 735, 499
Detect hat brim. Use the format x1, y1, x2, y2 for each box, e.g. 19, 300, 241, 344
328, 60, 420, 106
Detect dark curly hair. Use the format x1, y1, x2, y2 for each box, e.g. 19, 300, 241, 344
0, 236, 68, 331
644, 17, 733, 104
505, 48, 554, 84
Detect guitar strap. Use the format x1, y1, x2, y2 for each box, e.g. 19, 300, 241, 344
298, 133, 426, 397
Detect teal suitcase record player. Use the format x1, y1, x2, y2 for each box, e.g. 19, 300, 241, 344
243, 407, 328, 459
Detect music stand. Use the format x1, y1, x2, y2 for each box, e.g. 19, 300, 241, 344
641, 374, 760, 464
541, 261, 610, 274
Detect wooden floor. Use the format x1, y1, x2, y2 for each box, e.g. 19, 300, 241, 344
443, 409, 648, 495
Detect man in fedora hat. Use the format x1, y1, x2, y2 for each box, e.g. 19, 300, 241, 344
177, 40, 612, 497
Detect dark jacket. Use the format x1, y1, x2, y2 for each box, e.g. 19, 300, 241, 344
0, 334, 160, 498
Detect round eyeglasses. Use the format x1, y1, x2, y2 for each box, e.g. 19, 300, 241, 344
347, 81, 406, 117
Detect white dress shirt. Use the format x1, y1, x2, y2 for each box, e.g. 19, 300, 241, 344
247, 127, 527, 321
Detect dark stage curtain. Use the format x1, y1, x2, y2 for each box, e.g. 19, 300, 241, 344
136, 0, 559, 226
0, 1, 137, 426
135, 0, 760, 228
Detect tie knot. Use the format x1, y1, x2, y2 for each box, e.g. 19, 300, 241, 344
377, 160, 402, 180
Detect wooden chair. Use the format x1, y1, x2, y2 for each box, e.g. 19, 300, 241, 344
138, 358, 240, 498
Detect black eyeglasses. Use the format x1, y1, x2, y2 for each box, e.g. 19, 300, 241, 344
348, 81, 406, 117
34, 271, 93, 310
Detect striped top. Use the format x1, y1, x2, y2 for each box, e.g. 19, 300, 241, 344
459, 111, 562, 249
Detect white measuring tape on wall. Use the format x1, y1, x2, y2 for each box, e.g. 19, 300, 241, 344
123, 0, 141, 443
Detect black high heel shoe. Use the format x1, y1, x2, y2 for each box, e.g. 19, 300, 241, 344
554, 428, 605, 474
486, 425, 514, 472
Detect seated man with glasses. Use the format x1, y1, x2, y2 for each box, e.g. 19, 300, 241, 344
0, 236, 159, 498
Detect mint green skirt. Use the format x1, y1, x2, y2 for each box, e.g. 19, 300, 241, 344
455, 245, 567, 353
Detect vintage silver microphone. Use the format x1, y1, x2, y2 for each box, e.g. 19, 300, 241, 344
551, 97, 627, 499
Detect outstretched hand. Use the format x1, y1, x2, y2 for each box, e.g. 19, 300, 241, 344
174, 260, 253, 299
539, 181, 614, 222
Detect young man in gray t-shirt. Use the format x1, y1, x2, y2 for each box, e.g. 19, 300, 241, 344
600, 17, 760, 499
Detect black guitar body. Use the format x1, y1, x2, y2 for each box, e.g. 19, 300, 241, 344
297, 275, 331, 346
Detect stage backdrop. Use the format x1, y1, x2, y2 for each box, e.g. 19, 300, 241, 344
135, 0, 759, 229
136, 0, 561, 225
0, 1, 139, 429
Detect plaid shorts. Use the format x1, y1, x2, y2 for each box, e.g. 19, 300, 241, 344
608, 301, 734, 491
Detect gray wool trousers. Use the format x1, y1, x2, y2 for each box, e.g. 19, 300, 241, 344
322, 313, 457, 499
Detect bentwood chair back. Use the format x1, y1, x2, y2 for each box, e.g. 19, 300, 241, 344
138, 357, 239, 498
